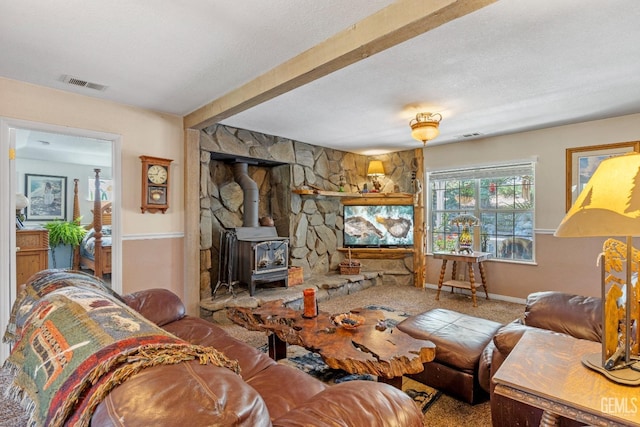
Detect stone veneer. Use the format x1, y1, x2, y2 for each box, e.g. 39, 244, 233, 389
198, 124, 417, 300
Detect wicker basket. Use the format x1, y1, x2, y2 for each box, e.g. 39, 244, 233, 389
339, 263, 361, 275
339, 249, 361, 275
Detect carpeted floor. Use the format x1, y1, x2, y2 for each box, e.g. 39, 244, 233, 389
0, 368, 27, 427
0, 284, 524, 427
217, 284, 525, 427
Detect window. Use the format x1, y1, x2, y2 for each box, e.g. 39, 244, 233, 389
428, 162, 535, 262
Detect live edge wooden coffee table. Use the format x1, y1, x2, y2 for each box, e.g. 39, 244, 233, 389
228, 300, 436, 388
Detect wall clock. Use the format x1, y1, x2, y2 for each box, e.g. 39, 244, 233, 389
140, 155, 173, 213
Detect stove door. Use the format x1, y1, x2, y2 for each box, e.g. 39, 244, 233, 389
253, 240, 288, 274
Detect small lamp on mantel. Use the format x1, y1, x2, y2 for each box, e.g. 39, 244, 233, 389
367, 160, 385, 193
555, 152, 640, 384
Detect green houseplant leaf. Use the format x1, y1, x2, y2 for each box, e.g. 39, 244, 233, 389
44, 217, 87, 268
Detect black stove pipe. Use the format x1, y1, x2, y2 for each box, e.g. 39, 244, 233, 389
232, 162, 259, 228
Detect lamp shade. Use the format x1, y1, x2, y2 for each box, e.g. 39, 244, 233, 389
367, 160, 385, 177
15, 193, 29, 210
555, 152, 640, 237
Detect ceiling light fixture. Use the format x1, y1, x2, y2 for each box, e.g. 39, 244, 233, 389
410, 112, 442, 146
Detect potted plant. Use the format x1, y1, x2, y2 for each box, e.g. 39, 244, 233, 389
44, 217, 87, 268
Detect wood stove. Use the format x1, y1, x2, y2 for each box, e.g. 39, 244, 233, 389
212, 160, 291, 296
235, 226, 289, 296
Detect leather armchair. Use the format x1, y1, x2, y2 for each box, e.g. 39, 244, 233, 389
483, 291, 602, 427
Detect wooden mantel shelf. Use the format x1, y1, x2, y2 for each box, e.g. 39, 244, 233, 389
338, 247, 414, 259
292, 189, 415, 201
353, 192, 413, 198
343, 193, 414, 206
292, 189, 361, 197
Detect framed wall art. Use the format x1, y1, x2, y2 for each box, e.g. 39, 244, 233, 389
88, 177, 113, 202
566, 141, 640, 211
25, 174, 67, 221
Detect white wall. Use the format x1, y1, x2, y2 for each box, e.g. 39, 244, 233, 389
0, 77, 184, 235
1, 77, 185, 297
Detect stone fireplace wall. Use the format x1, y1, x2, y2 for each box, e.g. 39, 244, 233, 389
198, 124, 417, 299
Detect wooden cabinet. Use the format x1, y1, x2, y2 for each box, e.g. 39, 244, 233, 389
16, 229, 49, 290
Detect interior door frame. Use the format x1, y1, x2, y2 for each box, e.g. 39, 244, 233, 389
0, 117, 122, 363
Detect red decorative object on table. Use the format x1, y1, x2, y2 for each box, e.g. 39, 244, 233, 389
303, 288, 317, 318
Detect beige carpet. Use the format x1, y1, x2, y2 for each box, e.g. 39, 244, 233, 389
217, 284, 525, 427
0, 368, 27, 427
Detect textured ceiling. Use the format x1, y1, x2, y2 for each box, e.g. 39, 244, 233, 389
2, 0, 640, 155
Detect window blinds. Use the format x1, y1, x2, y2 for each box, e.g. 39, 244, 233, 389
428, 162, 534, 181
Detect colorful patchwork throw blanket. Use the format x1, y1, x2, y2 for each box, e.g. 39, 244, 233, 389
3, 270, 239, 427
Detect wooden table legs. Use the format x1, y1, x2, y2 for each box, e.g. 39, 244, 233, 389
378, 375, 403, 389
268, 333, 287, 360
467, 261, 478, 307
435, 259, 448, 301
478, 262, 489, 300
434, 257, 489, 307
540, 411, 561, 427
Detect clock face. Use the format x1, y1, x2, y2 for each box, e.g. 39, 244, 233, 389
147, 165, 168, 184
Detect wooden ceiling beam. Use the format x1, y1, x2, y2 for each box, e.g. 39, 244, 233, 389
184, 0, 497, 130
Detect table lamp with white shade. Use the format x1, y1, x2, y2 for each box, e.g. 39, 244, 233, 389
15, 193, 29, 228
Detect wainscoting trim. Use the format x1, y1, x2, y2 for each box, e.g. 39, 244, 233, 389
122, 232, 184, 240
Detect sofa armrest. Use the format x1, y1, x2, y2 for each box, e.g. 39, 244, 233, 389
493, 321, 530, 356
524, 291, 602, 342
122, 288, 186, 326
478, 339, 495, 393
491, 324, 591, 388
272, 381, 423, 427
92, 361, 270, 427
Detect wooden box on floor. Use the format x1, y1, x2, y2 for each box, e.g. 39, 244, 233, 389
288, 267, 304, 286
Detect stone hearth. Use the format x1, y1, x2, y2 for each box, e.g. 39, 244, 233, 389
200, 271, 383, 319
198, 123, 418, 301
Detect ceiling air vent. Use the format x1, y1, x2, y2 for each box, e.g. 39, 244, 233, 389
61, 75, 108, 91
462, 132, 483, 138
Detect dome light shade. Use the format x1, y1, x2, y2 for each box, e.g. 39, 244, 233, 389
410, 112, 442, 146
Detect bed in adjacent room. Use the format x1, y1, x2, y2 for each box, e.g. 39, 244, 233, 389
72, 170, 112, 278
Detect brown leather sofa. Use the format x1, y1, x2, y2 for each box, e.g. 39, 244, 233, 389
92, 287, 424, 426
480, 291, 602, 427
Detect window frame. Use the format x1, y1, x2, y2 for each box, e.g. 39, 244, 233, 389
426, 161, 536, 263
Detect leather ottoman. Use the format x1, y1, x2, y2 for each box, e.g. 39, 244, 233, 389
397, 308, 502, 404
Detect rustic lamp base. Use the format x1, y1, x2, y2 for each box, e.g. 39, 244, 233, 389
582, 352, 640, 385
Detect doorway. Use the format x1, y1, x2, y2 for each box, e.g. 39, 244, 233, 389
0, 118, 122, 363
